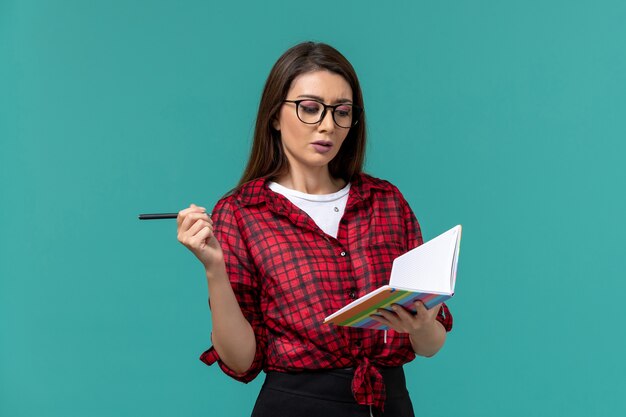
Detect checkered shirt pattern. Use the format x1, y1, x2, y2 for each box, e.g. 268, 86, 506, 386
199, 173, 453, 409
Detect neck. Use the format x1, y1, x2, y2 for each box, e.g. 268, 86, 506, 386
275, 168, 345, 194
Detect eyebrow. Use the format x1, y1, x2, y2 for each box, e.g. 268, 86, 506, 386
296, 94, 353, 104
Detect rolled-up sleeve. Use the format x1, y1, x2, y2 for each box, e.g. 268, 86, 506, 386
198, 198, 266, 382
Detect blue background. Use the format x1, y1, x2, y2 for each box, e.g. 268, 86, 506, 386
1, 1, 625, 416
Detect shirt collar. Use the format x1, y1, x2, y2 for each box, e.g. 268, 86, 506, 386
234, 173, 389, 208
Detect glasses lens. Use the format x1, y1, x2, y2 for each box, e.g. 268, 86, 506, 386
333, 104, 354, 128
297, 100, 324, 124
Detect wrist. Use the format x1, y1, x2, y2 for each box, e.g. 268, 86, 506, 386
409, 320, 446, 357
204, 261, 228, 283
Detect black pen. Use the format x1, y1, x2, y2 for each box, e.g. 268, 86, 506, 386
138, 212, 211, 220
138, 213, 179, 220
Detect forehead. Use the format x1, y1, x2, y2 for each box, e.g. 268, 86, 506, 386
287, 70, 353, 101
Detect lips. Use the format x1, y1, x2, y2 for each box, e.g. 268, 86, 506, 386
311, 141, 333, 154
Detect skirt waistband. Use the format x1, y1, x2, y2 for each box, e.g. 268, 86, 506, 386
263, 366, 408, 403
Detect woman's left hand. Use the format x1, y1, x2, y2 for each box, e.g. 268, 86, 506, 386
370, 301, 441, 336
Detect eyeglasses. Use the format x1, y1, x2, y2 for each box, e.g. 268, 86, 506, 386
283, 99, 363, 128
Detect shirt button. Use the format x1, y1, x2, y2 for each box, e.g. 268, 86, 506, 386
348, 289, 357, 299
340, 251, 347, 257
333, 207, 339, 212
354, 340, 362, 347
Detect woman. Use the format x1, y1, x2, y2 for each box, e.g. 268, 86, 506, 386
177, 41, 452, 417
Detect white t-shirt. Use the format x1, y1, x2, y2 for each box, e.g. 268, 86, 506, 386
268, 181, 351, 239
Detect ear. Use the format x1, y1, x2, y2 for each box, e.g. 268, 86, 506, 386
272, 117, 280, 131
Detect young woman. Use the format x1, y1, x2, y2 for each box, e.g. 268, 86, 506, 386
176, 41, 452, 417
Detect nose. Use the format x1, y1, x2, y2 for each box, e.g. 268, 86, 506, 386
317, 109, 335, 132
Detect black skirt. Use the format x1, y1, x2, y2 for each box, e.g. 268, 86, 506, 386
250, 367, 415, 417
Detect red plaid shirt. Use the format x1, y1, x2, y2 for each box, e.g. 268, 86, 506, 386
200, 173, 452, 409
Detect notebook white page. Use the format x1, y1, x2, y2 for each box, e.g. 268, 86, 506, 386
389, 225, 461, 294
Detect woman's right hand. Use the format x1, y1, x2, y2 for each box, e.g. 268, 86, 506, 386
177, 204, 225, 271
178, 205, 256, 373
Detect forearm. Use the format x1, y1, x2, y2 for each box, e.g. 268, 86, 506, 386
409, 320, 447, 357
206, 265, 257, 374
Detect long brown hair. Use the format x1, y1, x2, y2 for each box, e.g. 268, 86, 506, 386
237, 42, 367, 187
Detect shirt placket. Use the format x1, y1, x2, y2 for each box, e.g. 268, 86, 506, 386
265, 183, 371, 358
336, 197, 370, 358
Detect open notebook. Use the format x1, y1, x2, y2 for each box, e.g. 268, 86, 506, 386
323, 225, 462, 330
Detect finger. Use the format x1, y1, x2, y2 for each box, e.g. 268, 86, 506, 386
375, 308, 404, 328
429, 302, 444, 319
178, 217, 209, 245
429, 302, 443, 314
177, 204, 208, 226
417, 301, 442, 314
187, 218, 212, 238
179, 213, 196, 234
179, 204, 206, 218
370, 314, 403, 332
188, 213, 211, 230
374, 307, 396, 320
413, 300, 428, 315
180, 211, 210, 233
190, 203, 208, 213
188, 226, 213, 249
181, 219, 212, 247
413, 301, 442, 322
391, 304, 418, 322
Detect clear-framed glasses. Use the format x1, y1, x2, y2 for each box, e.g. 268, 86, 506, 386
283, 99, 363, 128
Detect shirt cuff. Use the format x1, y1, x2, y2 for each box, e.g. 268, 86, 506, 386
199, 346, 262, 383
436, 303, 453, 332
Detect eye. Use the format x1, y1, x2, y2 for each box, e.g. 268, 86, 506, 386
299, 100, 322, 114
335, 105, 352, 117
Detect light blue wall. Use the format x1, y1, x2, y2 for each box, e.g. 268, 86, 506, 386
1, 1, 625, 416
